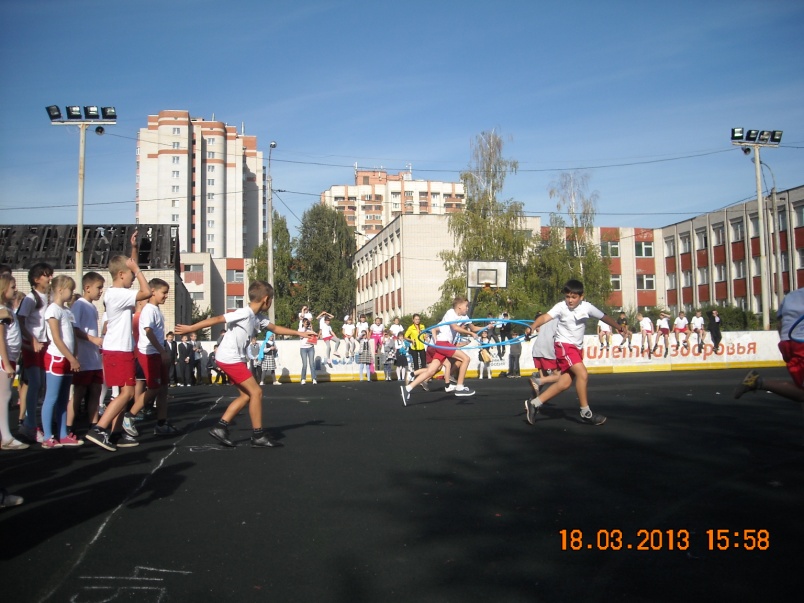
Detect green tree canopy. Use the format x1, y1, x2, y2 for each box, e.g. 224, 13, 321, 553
248, 210, 295, 328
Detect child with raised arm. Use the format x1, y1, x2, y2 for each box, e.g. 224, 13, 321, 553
85, 232, 152, 452
175, 280, 311, 448
41, 275, 81, 448
525, 280, 622, 426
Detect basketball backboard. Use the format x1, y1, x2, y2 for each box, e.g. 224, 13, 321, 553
467, 260, 507, 289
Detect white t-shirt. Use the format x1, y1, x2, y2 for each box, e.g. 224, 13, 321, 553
216, 307, 269, 364
389, 323, 404, 337
138, 303, 165, 355
779, 288, 804, 342
437, 308, 470, 343
102, 288, 138, 352
370, 323, 384, 337
598, 321, 612, 333
640, 317, 654, 333
656, 317, 669, 330
1, 309, 22, 363
320, 323, 335, 339
342, 323, 356, 338
673, 316, 688, 331
691, 316, 704, 330
531, 319, 558, 360
18, 290, 49, 342
44, 303, 75, 358
71, 297, 102, 371
547, 300, 604, 347
357, 321, 369, 337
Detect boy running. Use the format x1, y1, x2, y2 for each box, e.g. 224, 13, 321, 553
175, 280, 311, 447
524, 280, 621, 426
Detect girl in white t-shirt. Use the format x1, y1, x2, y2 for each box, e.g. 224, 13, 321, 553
0, 275, 28, 450
41, 275, 81, 448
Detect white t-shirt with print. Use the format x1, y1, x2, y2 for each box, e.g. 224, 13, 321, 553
138, 303, 166, 355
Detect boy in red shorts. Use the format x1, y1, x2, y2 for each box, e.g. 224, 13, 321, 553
525, 280, 622, 426
124, 278, 178, 436
734, 287, 804, 403
175, 280, 312, 447
85, 233, 152, 452
525, 313, 561, 416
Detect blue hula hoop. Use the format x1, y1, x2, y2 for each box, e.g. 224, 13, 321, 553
419, 317, 533, 351
788, 314, 804, 343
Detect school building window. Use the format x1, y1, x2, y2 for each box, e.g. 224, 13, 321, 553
712, 224, 725, 246
667, 273, 677, 289
208, 165, 215, 173
682, 270, 692, 287
171, 200, 179, 207
731, 220, 745, 241
207, 234, 214, 242
715, 264, 726, 282
207, 220, 214, 229
635, 241, 654, 258
636, 274, 655, 290
207, 206, 214, 214
207, 152, 215, 159
610, 274, 622, 290
171, 214, 179, 222
171, 185, 180, 193
172, 156, 180, 164
679, 235, 691, 254
172, 127, 181, 135
226, 295, 244, 310
171, 171, 180, 178
696, 229, 707, 250
172, 142, 180, 149
697, 267, 709, 284
778, 209, 788, 231
226, 269, 244, 283
665, 238, 675, 257
795, 204, 804, 227
600, 241, 620, 258
207, 193, 214, 200
207, 138, 215, 145
207, 179, 214, 186
749, 214, 760, 237
733, 259, 746, 278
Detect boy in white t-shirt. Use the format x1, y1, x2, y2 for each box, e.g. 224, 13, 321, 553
70, 271, 105, 434
637, 313, 654, 358
176, 280, 312, 448
690, 310, 706, 352
124, 278, 178, 436
85, 232, 152, 452
673, 311, 689, 349
525, 280, 621, 426
400, 296, 481, 405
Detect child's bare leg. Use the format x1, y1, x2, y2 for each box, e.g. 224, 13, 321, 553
534, 372, 572, 403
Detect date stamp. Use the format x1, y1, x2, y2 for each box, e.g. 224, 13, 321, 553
559, 529, 770, 551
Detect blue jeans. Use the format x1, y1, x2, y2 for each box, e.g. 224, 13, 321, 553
300, 347, 315, 381
42, 372, 72, 440
23, 365, 44, 429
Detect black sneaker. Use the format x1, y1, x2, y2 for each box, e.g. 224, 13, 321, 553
734, 370, 762, 399
580, 411, 607, 426
399, 385, 410, 406
209, 425, 235, 447
116, 434, 140, 448
85, 427, 117, 452
251, 433, 282, 447
525, 399, 538, 425
421, 380, 430, 392
454, 386, 475, 397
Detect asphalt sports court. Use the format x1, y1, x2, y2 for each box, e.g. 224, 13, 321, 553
1, 368, 802, 602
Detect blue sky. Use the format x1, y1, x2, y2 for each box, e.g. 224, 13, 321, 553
1, 0, 802, 234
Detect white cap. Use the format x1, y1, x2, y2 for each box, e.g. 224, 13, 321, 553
344, 315, 350, 321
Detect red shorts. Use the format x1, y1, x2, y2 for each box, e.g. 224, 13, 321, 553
778, 340, 804, 388
73, 369, 103, 386
22, 342, 48, 370
137, 350, 167, 389
533, 357, 558, 372
426, 341, 456, 364
217, 360, 253, 385
673, 328, 687, 333
44, 352, 71, 376
103, 350, 136, 387
660, 328, 670, 336
554, 342, 584, 374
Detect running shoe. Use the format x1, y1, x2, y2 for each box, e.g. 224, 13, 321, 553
580, 411, 607, 426
399, 385, 409, 406
734, 370, 763, 399
0, 489, 24, 508
41, 436, 63, 449
1, 438, 29, 450
116, 434, 140, 448
154, 423, 181, 436
209, 425, 235, 447
122, 413, 139, 437
454, 386, 475, 397
445, 382, 458, 393
525, 399, 538, 425
421, 380, 430, 391
59, 434, 84, 447
251, 434, 283, 448
85, 427, 117, 452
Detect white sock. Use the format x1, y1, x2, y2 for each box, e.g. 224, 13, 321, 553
580, 407, 592, 418
532, 397, 543, 407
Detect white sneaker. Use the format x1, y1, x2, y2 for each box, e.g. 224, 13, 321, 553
1, 438, 30, 451
300, 380, 306, 385
273, 381, 282, 386
445, 382, 458, 392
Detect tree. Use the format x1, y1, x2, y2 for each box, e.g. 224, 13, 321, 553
294, 204, 356, 320
191, 302, 213, 339
548, 170, 599, 273
439, 130, 530, 315
248, 210, 295, 328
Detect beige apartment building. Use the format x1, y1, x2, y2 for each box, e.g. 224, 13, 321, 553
321, 169, 465, 242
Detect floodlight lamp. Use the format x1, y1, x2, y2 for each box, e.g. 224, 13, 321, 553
46, 105, 62, 121
65, 106, 82, 120
758, 130, 771, 144
770, 130, 783, 144
101, 106, 117, 120
83, 106, 100, 119
730, 127, 744, 141
742, 147, 751, 156
744, 129, 759, 142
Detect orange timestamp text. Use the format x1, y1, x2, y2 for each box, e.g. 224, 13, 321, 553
559, 529, 770, 551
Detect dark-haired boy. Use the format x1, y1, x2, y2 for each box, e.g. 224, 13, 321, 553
70, 271, 105, 434
525, 279, 621, 426
175, 280, 312, 447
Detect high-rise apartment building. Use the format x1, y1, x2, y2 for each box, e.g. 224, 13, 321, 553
320, 169, 465, 240
136, 110, 266, 258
